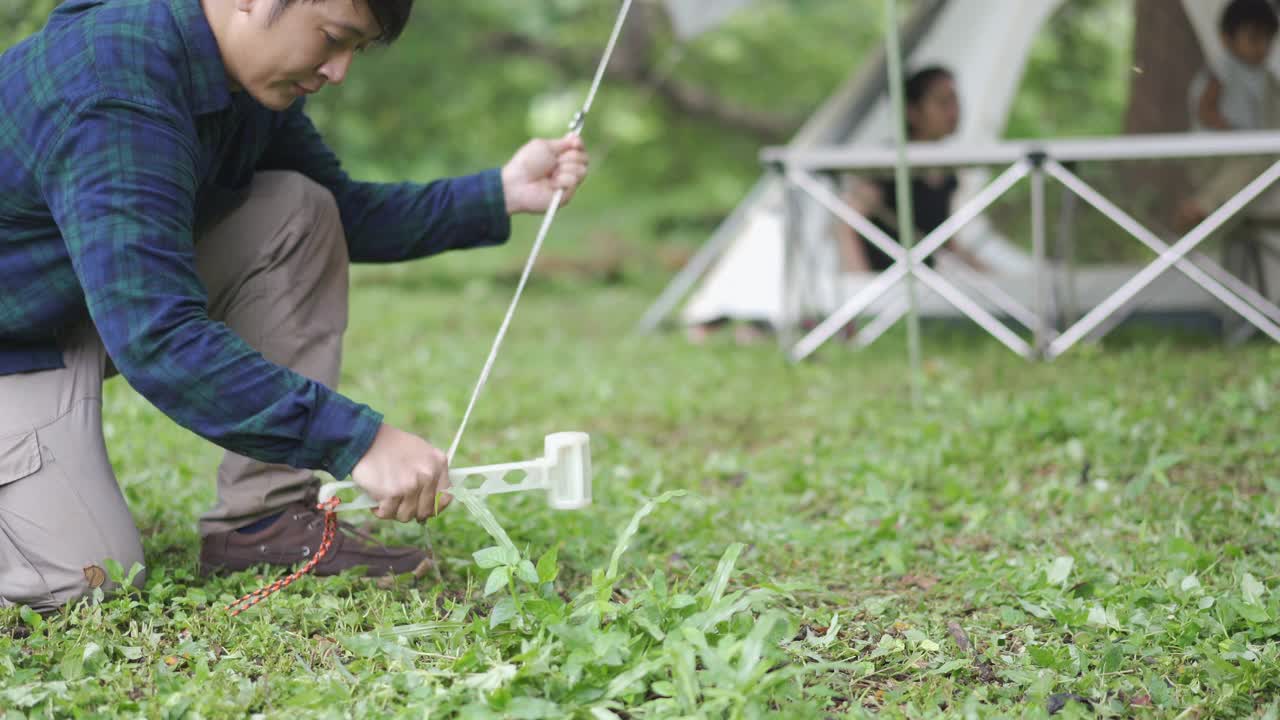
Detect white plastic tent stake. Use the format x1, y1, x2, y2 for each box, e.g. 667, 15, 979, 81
317, 432, 592, 514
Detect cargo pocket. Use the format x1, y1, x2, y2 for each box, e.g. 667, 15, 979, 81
0, 429, 41, 488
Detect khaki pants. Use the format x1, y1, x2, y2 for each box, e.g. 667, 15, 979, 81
0, 172, 350, 612
1195, 157, 1280, 222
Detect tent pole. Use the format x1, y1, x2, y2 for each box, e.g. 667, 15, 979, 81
884, 0, 922, 405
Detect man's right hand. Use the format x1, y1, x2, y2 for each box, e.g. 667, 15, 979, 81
349, 424, 452, 522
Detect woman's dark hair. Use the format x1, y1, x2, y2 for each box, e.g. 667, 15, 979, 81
905, 66, 953, 107
271, 0, 414, 44
903, 65, 953, 136
1221, 0, 1279, 38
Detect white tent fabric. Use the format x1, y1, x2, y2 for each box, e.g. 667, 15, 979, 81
661, 0, 1279, 331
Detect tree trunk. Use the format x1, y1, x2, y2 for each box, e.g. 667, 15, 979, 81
1126, 0, 1204, 134
1124, 0, 1205, 227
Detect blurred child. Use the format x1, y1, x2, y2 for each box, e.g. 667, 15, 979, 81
1180, 0, 1280, 228
1195, 0, 1279, 131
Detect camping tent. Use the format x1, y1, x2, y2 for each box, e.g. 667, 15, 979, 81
641, 0, 1280, 350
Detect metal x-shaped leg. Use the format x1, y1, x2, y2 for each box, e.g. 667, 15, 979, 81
1045, 159, 1280, 357
786, 161, 1035, 361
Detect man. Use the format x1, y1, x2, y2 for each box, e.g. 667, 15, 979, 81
0, 0, 589, 613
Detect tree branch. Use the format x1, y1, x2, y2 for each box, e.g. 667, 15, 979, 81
481, 30, 799, 142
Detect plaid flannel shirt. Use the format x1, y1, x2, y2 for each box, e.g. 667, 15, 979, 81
0, 0, 511, 479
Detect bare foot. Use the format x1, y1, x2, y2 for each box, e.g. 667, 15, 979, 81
685, 323, 713, 345
733, 322, 769, 345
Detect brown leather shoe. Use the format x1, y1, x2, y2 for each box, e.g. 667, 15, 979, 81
199, 501, 429, 578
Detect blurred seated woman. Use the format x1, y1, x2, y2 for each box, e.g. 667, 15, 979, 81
838, 65, 986, 273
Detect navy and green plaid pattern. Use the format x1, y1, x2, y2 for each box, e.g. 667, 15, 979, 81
0, 0, 511, 479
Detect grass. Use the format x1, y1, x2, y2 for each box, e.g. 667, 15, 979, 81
2, 250, 1279, 719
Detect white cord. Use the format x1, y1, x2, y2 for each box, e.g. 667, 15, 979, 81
447, 0, 635, 464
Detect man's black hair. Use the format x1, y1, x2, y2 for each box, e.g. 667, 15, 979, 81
271, 0, 413, 44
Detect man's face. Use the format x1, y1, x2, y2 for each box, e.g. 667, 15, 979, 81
222, 0, 381, 110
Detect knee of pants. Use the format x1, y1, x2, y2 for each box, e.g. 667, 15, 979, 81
3, 541, 147, 616
273, 171, 349, 263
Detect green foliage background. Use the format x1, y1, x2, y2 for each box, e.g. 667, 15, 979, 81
8, 6, 1280, 718
2, 0, 1137, 247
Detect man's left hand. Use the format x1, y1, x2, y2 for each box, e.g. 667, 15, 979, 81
501, 134, 590, 215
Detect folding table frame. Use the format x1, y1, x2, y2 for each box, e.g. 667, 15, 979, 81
760, 131, 1280, 361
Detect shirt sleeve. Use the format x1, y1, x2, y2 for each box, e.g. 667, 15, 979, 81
255, 100, 511, 263
40, 95, 382, 480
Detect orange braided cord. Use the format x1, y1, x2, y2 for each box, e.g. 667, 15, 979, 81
227, 496, 341, 616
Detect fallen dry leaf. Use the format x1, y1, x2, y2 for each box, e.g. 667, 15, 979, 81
947, 621, 972, 654
902, 574, 940, 591
83, 565, 106, 589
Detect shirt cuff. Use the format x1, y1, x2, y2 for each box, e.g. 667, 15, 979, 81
297, 390, 383, 480
477, 167, 512, 247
